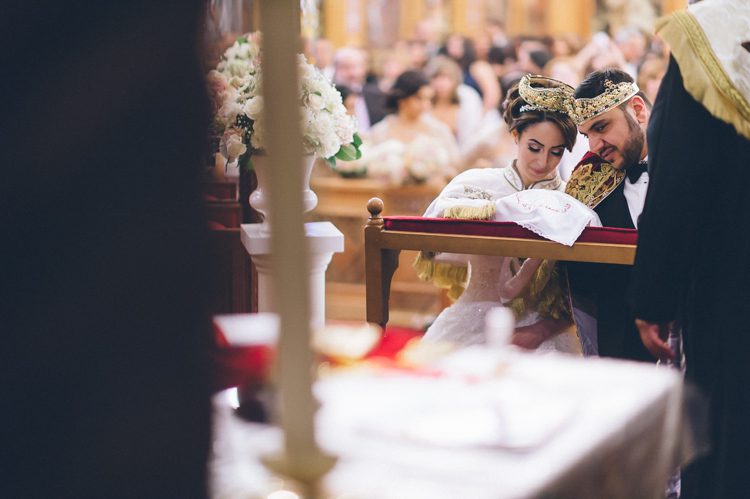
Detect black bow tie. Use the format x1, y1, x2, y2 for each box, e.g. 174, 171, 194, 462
627, 161, 648, 183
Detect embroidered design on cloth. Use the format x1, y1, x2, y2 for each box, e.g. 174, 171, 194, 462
494, 190, 601, 247
461, 184, 493, 200
565, 153, 625, 209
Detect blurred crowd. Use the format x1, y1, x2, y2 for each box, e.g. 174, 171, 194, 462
303, 19, 669, 184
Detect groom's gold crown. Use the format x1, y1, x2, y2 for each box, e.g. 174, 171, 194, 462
572, 79, 639, 125
517, 74, 576, 116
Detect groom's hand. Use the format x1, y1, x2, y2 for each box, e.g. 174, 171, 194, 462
511, 317, 570, 350
635, 319, 673, 361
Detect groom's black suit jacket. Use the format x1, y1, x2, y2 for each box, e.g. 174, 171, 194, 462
568, 179, 652, 362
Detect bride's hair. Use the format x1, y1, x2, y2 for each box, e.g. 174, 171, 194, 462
501, 79, 577, 151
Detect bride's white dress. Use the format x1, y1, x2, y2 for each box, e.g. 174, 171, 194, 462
422, 255, 581, 353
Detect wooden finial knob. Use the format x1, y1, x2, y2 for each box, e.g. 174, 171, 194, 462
367, 197, 384, 226
367, 197, 384, 217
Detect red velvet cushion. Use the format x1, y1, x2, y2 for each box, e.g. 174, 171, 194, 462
382, 216, 637, 245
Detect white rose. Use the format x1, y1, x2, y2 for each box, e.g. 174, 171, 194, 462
218, 100, 242, 125
224, 44, 240, 61
306, 93, 325, 111
229, 74, 245, 88
319, 133, 341, 159
309, 112, 333, 139
321, 85, 344, 109
238, 43, 252, 59
298, 55, 317, 78
243, 96, 264, 119
334, 114, 356, 143
222, 130, 247, 161
307, 78, 330, 98
297, 107, 311, 131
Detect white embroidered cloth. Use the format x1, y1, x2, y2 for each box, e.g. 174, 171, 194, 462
494, 190, 601, 246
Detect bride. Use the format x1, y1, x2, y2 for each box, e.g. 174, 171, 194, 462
417, 75, 582, 352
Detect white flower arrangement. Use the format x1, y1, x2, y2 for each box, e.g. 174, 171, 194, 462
209, 33, 361, 168
351, 136, 452, 185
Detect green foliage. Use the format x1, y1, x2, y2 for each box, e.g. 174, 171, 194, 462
325, 132, 363, 167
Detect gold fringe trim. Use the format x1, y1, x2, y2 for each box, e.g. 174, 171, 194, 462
412, 201, 494, 301
443, 203, 495, 220
413, 252, 468, 300
657, 11, 750, 140
507, 259, 571, 321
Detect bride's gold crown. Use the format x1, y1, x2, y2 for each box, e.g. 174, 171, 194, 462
518, 75, 640, 125
517, 74, 576, 116
572, 79, 640, 125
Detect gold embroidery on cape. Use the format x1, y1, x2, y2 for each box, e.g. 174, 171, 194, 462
672, 11, 750, 123
657, 11, 750, 139
564, 160, 625, 208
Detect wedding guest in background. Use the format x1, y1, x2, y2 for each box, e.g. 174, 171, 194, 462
488, 44, 518, 89
376, 49, 408, 93
312, 37, 336, 81
460, 72, 523, 169
614, 26, 648, 79
361, 70, 460, 184
2, 1, 213, 498
637, 55, 668, 105
425, 55, 485, 154
333, 47, 387, 133
441, 34, 501, 113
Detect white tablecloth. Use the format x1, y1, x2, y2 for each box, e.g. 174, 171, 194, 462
210, 349, 685, 499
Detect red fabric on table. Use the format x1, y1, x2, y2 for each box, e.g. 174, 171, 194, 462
366, 326, 424, 360
211, 321, 274, 392
382, 217, 638, 246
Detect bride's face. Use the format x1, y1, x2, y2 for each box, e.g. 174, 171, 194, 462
514, 121, 566, 186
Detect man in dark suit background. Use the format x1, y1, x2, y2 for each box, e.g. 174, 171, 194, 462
333, 47, 387, 133
1, 2, 214, 498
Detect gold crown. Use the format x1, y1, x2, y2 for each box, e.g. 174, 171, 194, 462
517, 74, 576, 116
572, 79, 639, 125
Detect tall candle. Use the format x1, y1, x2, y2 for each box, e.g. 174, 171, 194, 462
259, 0, 334, 487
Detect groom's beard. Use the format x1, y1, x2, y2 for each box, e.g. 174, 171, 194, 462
621, 110, 645, 171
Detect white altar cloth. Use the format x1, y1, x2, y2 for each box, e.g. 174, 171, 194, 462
210, 349, 685, 499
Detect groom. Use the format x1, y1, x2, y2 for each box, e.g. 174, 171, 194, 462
566, 68, 653, 361
514, 68, 653, 361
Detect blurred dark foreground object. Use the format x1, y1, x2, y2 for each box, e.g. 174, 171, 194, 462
1, 2, 214, 498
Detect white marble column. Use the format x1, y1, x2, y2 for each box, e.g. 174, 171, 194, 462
241, 221, 344, 330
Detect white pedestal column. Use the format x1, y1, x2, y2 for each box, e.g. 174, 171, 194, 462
241, 221, 344, 329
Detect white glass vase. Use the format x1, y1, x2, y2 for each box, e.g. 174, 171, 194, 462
249, 153, 317, 233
